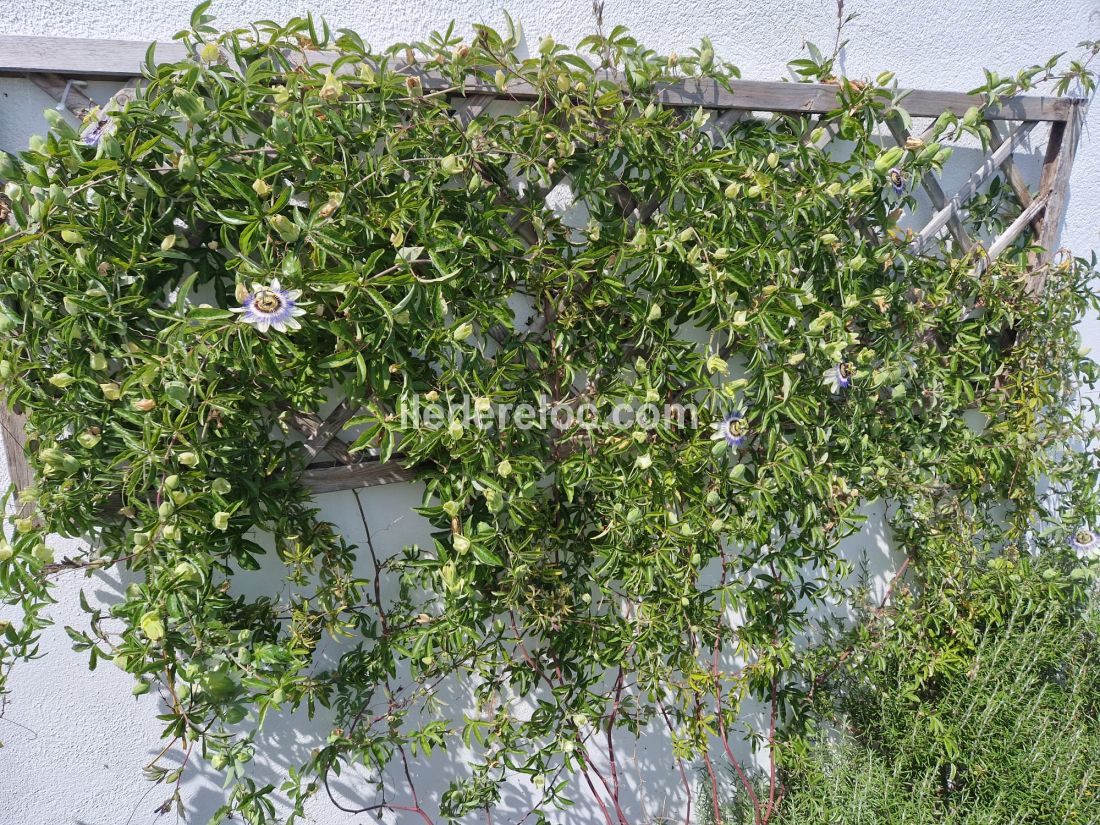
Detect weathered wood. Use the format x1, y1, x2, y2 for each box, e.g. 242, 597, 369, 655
984, 192, 1049, 263
1035, 104, 1082, 261
886, 113, 973, 252
283, 407, 359, 466
28, 73, 96, 118
0, 36, 188, 76
0, 35, 1077, 121
300, 399, 360, 463
0, 403, 34, 515
987, 120, 1033, 208
303, 460, 416, 494
910, 120, 1037, 253
1026, 102, 1083, 296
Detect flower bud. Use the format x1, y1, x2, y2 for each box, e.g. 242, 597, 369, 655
76, 430, 101, 449
251, 178, 271, 196
706, 354, 729, 375
268, 214, 301, 243
440, 154, 466, 176
0, 539, 13, 561
213, 511, 231, 531
452, 321, 474, 341
33, 542, 53, 563
212, 478, 232, 495
177, 451, 199, 467
453, 534, 471, 553
140, 612, 165, 641
319, 72, 343, 102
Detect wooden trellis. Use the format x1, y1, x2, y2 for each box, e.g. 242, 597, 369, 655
0, 35, 1086, 498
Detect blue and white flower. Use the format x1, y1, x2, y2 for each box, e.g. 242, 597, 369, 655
710, 411, 749, 449
888, 167, 905, 196
231, 278, 306, 333
823, 360, 854, 393
1070, 527, 1098, 555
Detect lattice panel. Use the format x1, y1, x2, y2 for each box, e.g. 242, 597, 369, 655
0, 35, 1085, 496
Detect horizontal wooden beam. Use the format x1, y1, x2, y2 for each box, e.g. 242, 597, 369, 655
0, 36, 189, 77
0, 35, 1078, 121
303, 460, 416, 494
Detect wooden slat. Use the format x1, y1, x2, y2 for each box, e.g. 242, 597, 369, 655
0, 36, 188, 76
283, 407, 359, 466
1026, 102, 1084, 296
984, 192, 1049, 263
1035, 104, 1082, 261
987, 120, 1033, 208
303, 460, 416, 494
0, 404, 34, 515
300, 399, 360, 463
0, 35, 1077, 121
28, 73, 96, 118
910, 120, 1037, 253
886, 113, 973, 252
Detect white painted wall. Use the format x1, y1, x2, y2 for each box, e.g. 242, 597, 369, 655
1, 1, 1099, 823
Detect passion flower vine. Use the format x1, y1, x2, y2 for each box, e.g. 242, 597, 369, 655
0, 9, 1097, 825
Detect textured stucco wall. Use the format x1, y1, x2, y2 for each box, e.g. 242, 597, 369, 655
1, 1, 1099, 823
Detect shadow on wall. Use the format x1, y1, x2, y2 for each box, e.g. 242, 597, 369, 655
62, 481, 902, 825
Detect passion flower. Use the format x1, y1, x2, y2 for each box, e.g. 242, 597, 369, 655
825, 361, 854, 392
1071, 528, 1098, 554
710, 411, 749, 449
231, 279, 306, 334
888, 166, 905, 196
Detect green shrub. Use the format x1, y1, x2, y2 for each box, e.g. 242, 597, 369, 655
706, 595, 1100, 825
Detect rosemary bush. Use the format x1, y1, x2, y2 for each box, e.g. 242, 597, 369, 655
0, 6, 1098, 823
702, 599, 1100, 825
